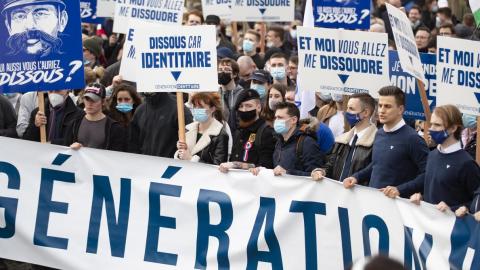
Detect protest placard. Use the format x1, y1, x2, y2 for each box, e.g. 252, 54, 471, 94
80, 0, 103, 24
96, 0, 115, 18
312, 0, 371, 30
0, 137, 479, 269
201, 0, 232, 21
133, 24, 218, 93
297, 26, 390, 98
231, 0, 294, 22
0, 0, 85, 93
389, 51, 436, 120
112, 0, 184, 34
436, 36, 480, 116
386, 3, 425, 83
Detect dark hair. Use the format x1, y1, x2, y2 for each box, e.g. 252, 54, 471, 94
409, 5, 421, 14
433, 105, 463, 140
218, 58, 240, 76
439, 22, 456, 34
268, 25, 285, 41
289, 55, 298, 65
260, 84, 287, 122
108, 83, 142, 127
270, 52, 288, 63
378, 86, 405, 106
416, 26, 431, 36
437, 7, 452, 18
191, 92, 224, 122
350, 93, 376, 116
245, 29, 261, 42
275, 102, 300, 123
351, 255, 406, 270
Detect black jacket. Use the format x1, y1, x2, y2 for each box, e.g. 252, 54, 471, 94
273, 128, 325, 176
0, 95, 17, 138
175, 120, 229, 165
230, 118, 275, 168
324, 124, 377, 183
128, 93, 193, 157
63, 112, 127, 152
23, 96, 82, 144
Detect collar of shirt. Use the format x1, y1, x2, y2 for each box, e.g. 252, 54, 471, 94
438, 141, 462, 154
349, 126, 369, 145
383, 119, 406, 133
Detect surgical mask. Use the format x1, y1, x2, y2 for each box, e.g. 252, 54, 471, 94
429, 129, 449, 145
48, 93, 65, 108
290, 29, 297, 39
269, 99, 281, 110
332, 93, 344, 102
431, 4, 438, 13
274, 119, 290, 134
238, 109, 257, 122
270, 67, 286, 81
251, 84, 266, 98
266, 41, 274, 48
218, 72, 232, 85
462, 114, 477, 128
116, 103, 133, 113
316, 92, 332, 102
243, 40, 255, 53
106, 86, 114, 98
435, 16, 441, 28
345, 112, 362, 127
192, 108, 209, 123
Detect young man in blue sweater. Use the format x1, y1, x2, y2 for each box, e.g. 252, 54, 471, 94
410, 105, 480, 212
343, 86, 429, 198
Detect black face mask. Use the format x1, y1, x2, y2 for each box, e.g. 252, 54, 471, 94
218, 72, 232, 85
238, 109, 257, 122
238, 79, 250, 89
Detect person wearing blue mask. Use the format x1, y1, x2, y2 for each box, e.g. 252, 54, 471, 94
241, 30, 265, 69
268, 53, 293, 87
312, 93, 377, 183
248, 70, 272, 102
107, 83, 142, 128
175, 93, 229, 165
409, 105, 480, 214
250, 102, 324, 177
461, 113, 477, 159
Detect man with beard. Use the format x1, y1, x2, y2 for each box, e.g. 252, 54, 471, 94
2, 0, 68, 57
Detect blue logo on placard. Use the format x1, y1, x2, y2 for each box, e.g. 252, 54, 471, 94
313, 0, 371, 30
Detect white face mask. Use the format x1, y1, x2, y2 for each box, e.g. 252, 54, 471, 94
48, 93, 65, 108
266, 41, 274, 48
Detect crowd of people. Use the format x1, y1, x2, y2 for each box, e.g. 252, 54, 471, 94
1, 0, 480, 269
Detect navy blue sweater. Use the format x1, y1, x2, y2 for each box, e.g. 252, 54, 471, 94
273, 129, 325, 176
353, 124, 429, 197
418, 149, 480, 210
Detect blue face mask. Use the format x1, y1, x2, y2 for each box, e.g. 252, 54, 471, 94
429, 129, 449, 145
345, 111, 362, 127
192, 108, 209, 123
462, 114, 477, 128
251, 84, 266, 98
243, 40, 255, 53
270, 67, 286, 81
274, 119, 290, 134
116, 103, 133, 113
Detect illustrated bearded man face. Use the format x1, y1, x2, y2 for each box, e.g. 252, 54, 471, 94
2, 0, 68, 56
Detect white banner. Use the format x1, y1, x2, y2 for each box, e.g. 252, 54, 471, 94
133, 25, 218, 92
201, 0, 232, 22
112, 0, 184, 34
96, 0, 115, 18
0, 138, 479, 269
436, 36, 480, 116
297, 26, 390, 98
386, 3, 426, 83
231, 0, 294, 21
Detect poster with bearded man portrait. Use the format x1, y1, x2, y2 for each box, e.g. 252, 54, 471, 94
0, 0, 85, 93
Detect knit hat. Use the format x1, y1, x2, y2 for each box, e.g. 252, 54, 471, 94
83, 37, 102, 58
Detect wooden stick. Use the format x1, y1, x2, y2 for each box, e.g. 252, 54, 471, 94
231, 21, 238, 49
260, 22, 266, 55
176, 92, 186, 143
417, 79, 432, 143
476, 116, 480, 165
37, 92, 47, 143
